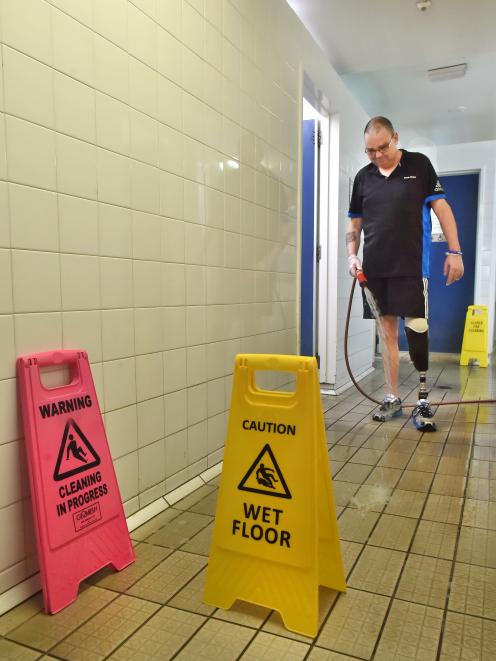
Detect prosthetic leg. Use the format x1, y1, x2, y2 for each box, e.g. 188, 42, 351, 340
405, 318, 436, 432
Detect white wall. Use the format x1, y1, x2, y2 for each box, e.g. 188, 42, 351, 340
280, 6, 372, 392
0, 0, 369, 604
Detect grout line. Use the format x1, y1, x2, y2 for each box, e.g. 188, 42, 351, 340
0, 573, 41, 618
307, 369, 460, 658
43, 0, 279, 107
4, 584, 121, 656
3, 363, 491, 658
1, 95, 289, 191
435, 373, 479, 660
304, 368, 421, 656
0, 181, 298, 255
367, 378, 468, 659
163, 551, 261, 659
51, 492, 216, 657
0, 462, 222, 615
98, 567, 209, 660
303, 648, 364, 661
1, 45, 16, 343
0, 305, 298, 326
126, 496, 169, 532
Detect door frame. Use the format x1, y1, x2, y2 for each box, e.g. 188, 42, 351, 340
300, 117, 320, 358
301, 84, 331, 382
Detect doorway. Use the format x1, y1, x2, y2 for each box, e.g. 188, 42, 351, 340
398, 172, 479, 354
300, 96, 332, 381
300, 116, 320, 359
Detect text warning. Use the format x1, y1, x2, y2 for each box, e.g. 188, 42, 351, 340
232, 502, 291, 548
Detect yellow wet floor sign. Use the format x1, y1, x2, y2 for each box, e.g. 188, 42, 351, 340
460, 305, 489, 367
203, 354, 346, 637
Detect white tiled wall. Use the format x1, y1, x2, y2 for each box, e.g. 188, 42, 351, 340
0, 0, 369, 600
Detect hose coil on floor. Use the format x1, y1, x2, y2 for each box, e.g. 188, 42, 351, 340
344, 277, 496, 408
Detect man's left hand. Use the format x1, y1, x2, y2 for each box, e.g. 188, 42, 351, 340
444, 254, 464, 285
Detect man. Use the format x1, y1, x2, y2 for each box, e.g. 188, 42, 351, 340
347, 117, 464, 431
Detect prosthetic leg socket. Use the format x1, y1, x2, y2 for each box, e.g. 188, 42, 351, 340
405, 318, 436, 431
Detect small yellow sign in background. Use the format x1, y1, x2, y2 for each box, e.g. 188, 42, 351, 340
203, 354, 346, 637
460, 305, 489, 367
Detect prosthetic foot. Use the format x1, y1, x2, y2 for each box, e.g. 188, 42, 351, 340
412, 399, 437, 432
412, 372, 436, 431
372, 396, 402, 422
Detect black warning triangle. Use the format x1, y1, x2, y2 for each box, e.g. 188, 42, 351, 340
53, 419, 100, 481
238, 444, 291, 499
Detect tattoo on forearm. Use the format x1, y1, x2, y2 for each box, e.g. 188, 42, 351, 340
346, 231, 357, 245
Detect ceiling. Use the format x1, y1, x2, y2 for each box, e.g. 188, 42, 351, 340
286, 0, 496, 146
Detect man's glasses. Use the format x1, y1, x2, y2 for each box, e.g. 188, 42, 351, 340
364, 135, 394, 156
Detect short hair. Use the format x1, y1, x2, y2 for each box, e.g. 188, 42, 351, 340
364, 116, 394, 135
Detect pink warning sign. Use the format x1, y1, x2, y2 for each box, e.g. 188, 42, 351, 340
17, 350, 135, 614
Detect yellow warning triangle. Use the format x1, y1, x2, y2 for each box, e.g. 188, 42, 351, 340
238, 444, 291, 499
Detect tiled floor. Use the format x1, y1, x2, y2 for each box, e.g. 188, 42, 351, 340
2, 359, 496, 660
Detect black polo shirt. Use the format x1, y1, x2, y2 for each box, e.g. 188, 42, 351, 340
348, 150, 446, 278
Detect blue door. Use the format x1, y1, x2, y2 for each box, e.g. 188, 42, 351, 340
399, 173, 478, 353
301, 119, 318, 357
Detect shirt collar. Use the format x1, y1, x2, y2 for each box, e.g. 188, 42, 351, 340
371, 148, 406, 174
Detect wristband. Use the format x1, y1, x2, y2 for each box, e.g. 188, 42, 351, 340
445, 250, 463, 256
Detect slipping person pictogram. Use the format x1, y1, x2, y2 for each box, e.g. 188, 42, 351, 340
239, 444, 291, 499
54, 419, 100, 481
256, 463, 278, 489
66, 434, 88, 463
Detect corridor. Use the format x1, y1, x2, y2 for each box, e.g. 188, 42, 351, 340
1, 359, 495, 660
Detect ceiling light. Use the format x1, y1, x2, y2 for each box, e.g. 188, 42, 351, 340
427, 63, 467, 82
416, 1, 431, 11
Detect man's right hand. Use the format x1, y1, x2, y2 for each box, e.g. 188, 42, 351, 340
348, 254, 362, 277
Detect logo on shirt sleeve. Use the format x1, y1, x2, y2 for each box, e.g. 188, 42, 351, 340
434, 180, 443, 191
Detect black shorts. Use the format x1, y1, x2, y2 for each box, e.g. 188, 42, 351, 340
362, 276, 428, 319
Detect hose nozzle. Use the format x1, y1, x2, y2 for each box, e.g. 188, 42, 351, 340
356, 270, 368, 287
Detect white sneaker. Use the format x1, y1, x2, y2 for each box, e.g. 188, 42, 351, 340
412, 399, 437, 432
372, 397, 402, 422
